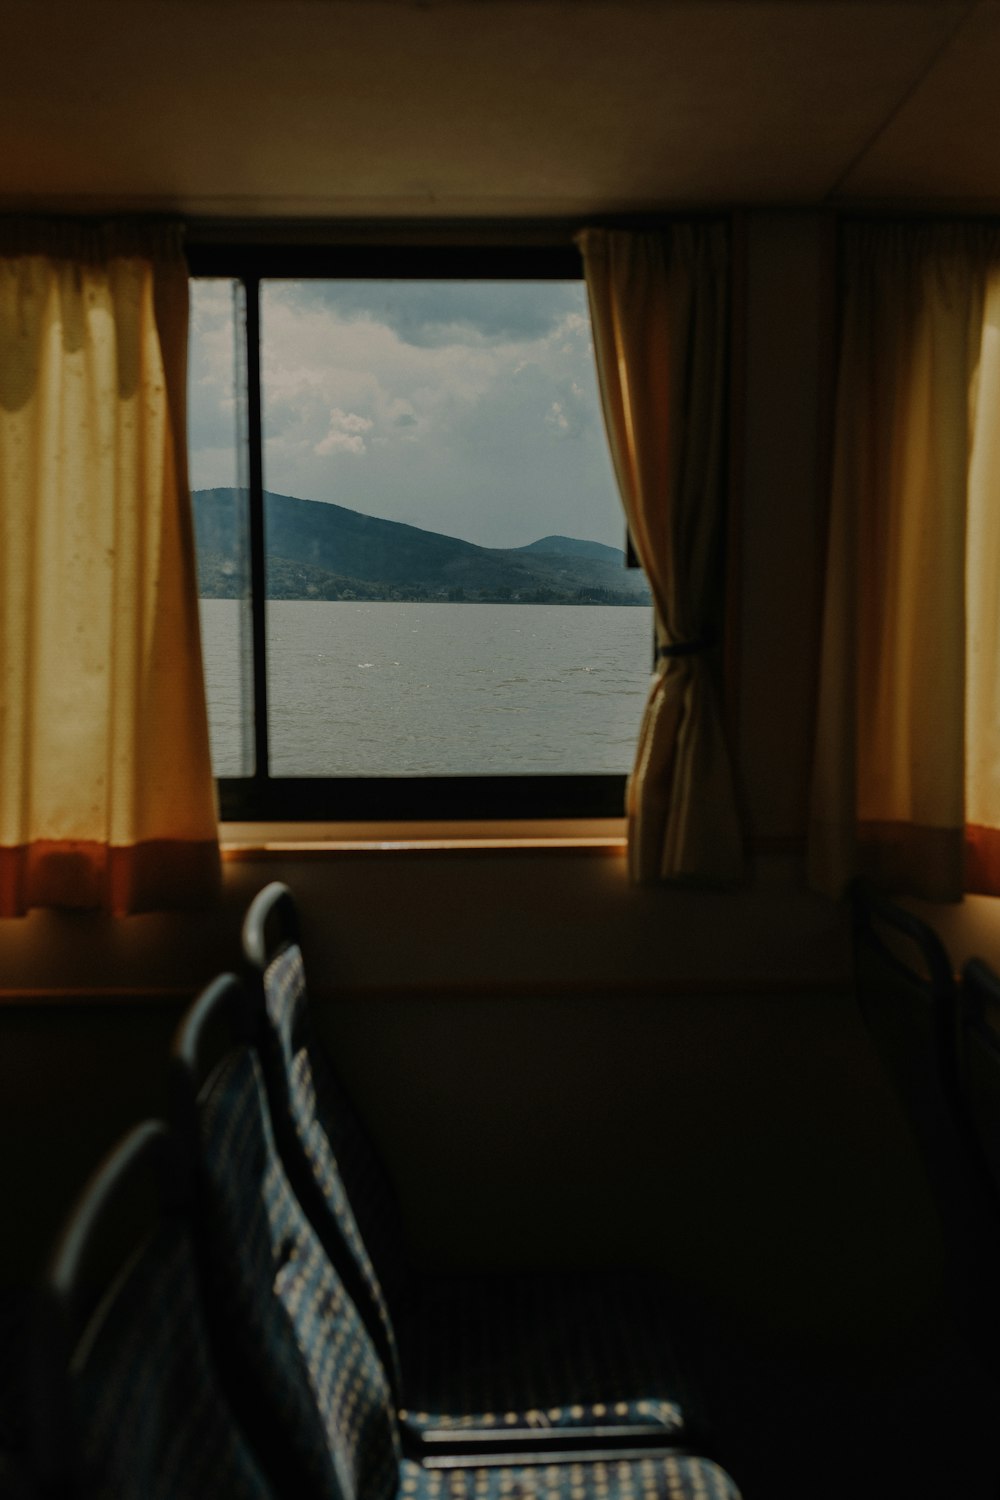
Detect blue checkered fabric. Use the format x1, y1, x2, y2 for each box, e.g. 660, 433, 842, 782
262, 945, 408, 1358
196, 1042, 401, 1500
400, 1452, 740, 1500
70, 1217, 272, 1500
259, 948, 705, 1445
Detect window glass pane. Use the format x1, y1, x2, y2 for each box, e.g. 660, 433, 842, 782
255, 279, 652, 778
188, 278, 254, 777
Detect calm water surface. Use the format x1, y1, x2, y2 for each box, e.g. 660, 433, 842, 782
199, 599, 654, 778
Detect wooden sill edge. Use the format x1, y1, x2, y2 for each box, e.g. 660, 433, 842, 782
218, 826, 807, 859
219, 819, 628, 858
0, 975, 851, 1006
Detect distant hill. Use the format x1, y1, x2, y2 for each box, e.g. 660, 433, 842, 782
192, 488, 651, 606
516, 535, 626, 564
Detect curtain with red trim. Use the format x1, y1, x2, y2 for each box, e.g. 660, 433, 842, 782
809, 223, 1000, 900
0, 221, 219, 915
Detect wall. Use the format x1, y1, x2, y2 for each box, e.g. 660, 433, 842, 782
0, 211, 946, 1356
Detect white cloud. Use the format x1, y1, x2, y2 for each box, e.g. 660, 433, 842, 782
314, 408, 375, 456
189, 279, 621, 549
188, 279, 241, 487
546, 400, 571, 435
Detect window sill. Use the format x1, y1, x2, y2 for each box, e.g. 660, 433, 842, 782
219, 818, 627, 859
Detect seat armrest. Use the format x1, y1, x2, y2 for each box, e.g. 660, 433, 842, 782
403, 1423, 695, 1466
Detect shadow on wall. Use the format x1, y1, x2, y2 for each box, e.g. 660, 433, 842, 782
320, 985, 942, 1358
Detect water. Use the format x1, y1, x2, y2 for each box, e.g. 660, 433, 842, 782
199, 599, 654, 778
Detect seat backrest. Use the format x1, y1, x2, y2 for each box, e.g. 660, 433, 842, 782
32, 1118, 273, 1500
851, 879, 966, 1158
242, 883, 407, 1385
0, 1287, 32, 1500
850, 881, 1000, 1347
170, 973, 401, 1500
957, 960, 1000, 1204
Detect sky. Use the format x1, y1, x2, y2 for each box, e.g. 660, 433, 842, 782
187, 277, 625, 551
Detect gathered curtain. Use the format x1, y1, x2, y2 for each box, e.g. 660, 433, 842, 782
809, 222, 1000, 901
577, 225, 742, 884
0, 220, 219, 916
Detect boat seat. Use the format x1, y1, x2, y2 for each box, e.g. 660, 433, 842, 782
30, 1116, 274, 1499
169, 969, 741, 1500
242, 882, 712, 1448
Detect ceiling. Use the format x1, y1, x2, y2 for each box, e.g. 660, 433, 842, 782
5, 0, 1000, 220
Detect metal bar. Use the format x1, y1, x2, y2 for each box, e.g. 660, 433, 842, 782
419, 1446, 694, 1471
216, 773, 628, 822
188, 242, 584, 282
414, 1424, 679, 1453
243, 276, 270, 786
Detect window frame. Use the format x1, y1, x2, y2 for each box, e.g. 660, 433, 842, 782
186, 235, 639, 823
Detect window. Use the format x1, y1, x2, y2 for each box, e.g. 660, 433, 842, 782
186, 242, 652, 820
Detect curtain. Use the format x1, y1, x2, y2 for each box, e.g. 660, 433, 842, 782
809, 223, 1000, 901
0, 220, 219, 915
966, 272, 1000, 892
577, 225, 741, 884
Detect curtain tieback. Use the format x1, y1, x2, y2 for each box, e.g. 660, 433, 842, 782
657, 635, 716, 660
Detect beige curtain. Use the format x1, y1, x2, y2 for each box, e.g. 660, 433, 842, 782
809, 223, 1000, 901
0, 221, 219, 915
577, 225, 741, 884
965, 269, 1000, 893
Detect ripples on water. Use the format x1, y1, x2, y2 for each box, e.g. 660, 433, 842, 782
199, 600, 655, 778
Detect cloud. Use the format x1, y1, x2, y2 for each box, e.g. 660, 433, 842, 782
314, 408, 374, 456
188, 279, 241, 485
546, 400, 571, 436
288, 279, 583, 348
189, 277, 621, 549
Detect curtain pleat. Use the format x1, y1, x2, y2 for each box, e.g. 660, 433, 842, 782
809, 223, 1000, 900
965, 273, 1000, 892
577, 225, 741, 884
0, 220, 219, 915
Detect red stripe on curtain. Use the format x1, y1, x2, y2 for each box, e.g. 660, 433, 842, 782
965, 825, 1000, 897
0, 841, 221, 918
1, 222, 220, 915
855, 821, 966, 903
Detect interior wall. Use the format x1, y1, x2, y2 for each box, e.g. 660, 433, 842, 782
323, 983, 941, 1352
737, 210, 831, 843
903, 893, 1000, 975
0, 965, 940, 1359
0, 210, 946, 1355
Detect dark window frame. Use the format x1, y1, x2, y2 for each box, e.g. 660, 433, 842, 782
186, 238, 634, 822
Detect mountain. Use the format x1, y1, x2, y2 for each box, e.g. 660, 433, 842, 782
516, 535, 626, 564
192, 488, 651, 606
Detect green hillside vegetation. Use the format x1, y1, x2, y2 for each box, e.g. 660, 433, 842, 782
192, 488, 651, 606
519, 534, 625, 564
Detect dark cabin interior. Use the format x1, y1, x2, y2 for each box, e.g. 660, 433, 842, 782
6, 3, 1000, 1495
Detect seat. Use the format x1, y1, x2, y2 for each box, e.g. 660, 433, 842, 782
170, 972, 402, 1500
0, 1286, 32, 1499
850, 879, 963, 1119
241, 881, 710, 1445
169, 969, 742, 1500
957, 959, 1000, 1209
30, 1117, 273, 1500
850, 880, 1000, 1359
